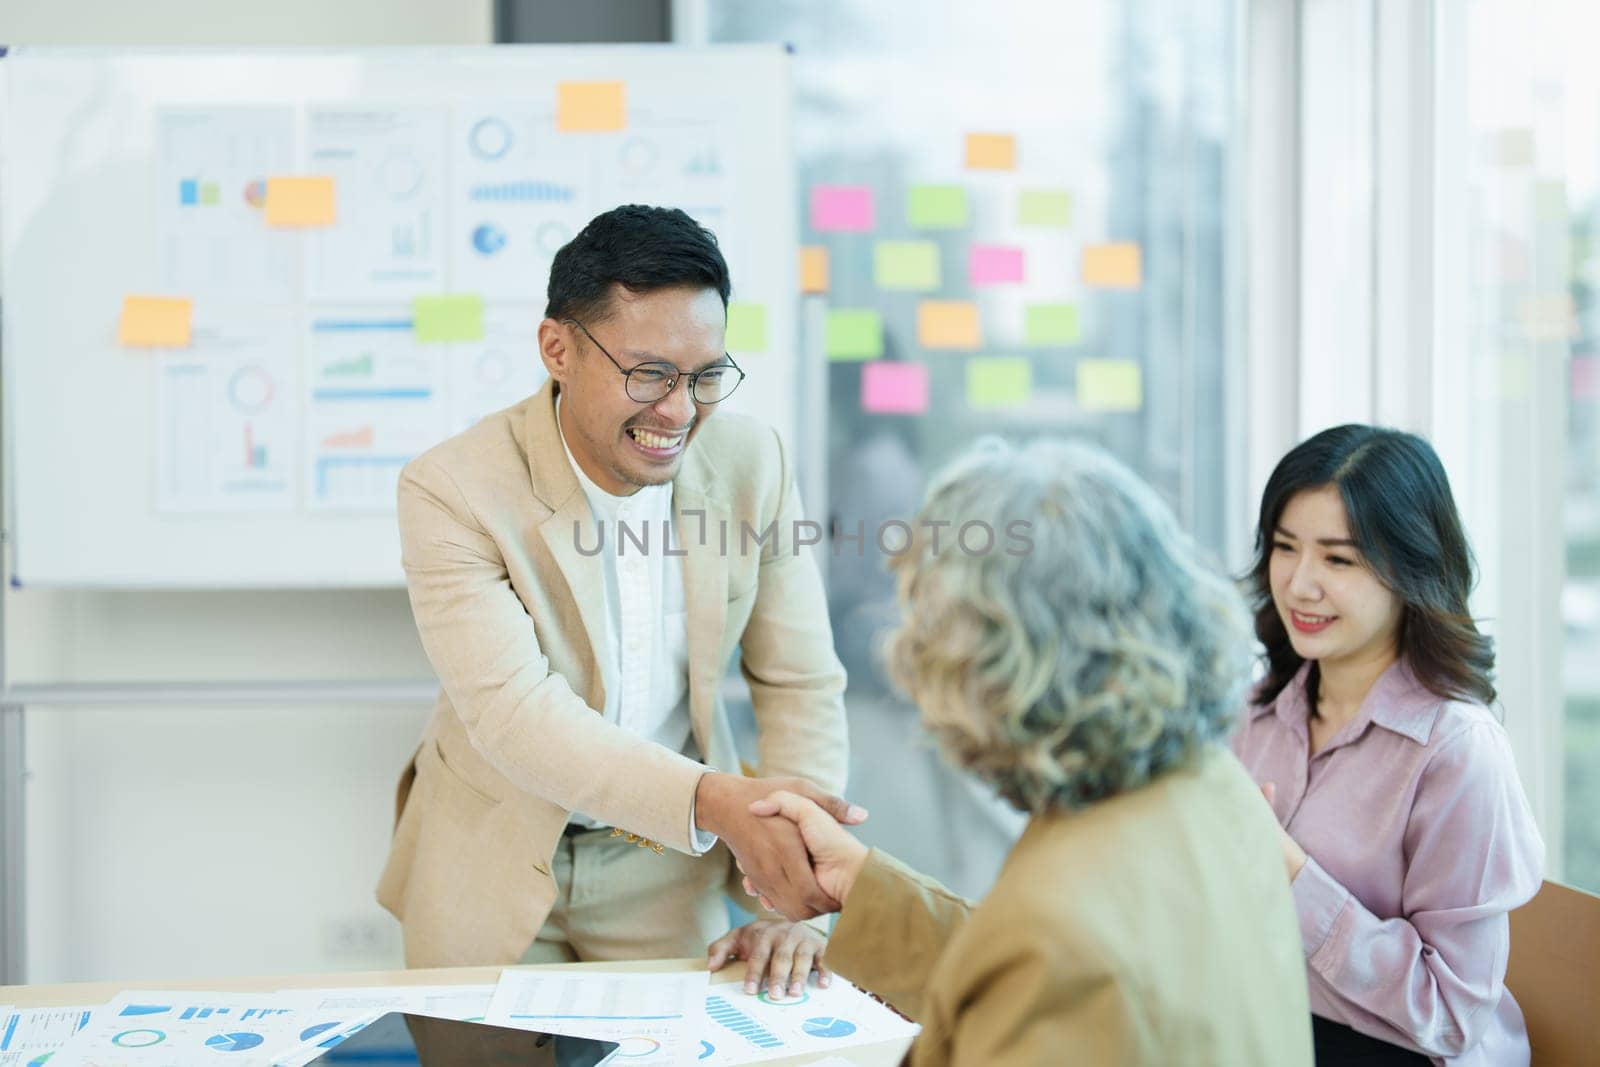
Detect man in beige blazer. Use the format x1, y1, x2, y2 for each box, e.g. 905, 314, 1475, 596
377, 205, 854, 968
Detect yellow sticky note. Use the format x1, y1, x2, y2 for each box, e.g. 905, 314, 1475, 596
967, 357, 1032, 409
118, 295, 193, 348
800, 246, 830, 294
918, 301, 981, 349
264, 177, 336, 228
558, 81, 626, 132
965, 132, 1017, 171
1500, 351, 1531, 400
1077, 359, 1143, 412
414, 294, 484, 343
725, 302, 768, 352
1081, 242, 1143, 289
1520, 294, 1575, 340
874, 241, 941, 290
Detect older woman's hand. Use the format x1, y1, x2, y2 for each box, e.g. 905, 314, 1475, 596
1260, 782, 1308, 882
744, 790, 870, 911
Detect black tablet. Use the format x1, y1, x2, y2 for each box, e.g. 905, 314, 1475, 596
304, 1011, 621, 1065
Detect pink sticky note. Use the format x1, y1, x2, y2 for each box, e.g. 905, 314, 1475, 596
811, 185, 875, 232
862, 361, 929, 415
970, 244, 1025, 285
1574, 354, 1600, 400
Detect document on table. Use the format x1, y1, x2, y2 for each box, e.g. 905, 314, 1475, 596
487, 969, 706, 1064
0, 1004, 95, 1066
49, 990, 342, 1066
697, 978, 920, 1065
268, 984, 495, 1066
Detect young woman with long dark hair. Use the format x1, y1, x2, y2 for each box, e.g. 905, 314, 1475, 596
1232, 425, 1544, 1067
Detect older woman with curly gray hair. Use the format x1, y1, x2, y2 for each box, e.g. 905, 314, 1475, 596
710, 438, 1314, 1066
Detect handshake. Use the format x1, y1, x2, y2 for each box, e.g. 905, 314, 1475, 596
693, 773, 871, 919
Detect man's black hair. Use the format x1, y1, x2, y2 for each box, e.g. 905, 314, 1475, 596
544, 204, 731, 324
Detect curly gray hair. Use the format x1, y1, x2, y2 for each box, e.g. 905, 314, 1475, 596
886, 438, 1255, 814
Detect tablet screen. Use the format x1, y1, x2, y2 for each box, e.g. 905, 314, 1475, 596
305, 1011, 620, 1065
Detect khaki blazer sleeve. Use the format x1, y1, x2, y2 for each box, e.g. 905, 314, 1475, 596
830, 849, 1142, 1067
922, 926, 1137, 1067
738, 427, 849, 791
825, 849, 975, 1021
398, 457, 707, 852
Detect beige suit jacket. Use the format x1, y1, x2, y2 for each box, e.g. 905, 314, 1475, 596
828, 748, 1315, 1066
376, 380, 848, 967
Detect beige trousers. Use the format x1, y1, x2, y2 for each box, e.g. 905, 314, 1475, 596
519, 826, 731, 963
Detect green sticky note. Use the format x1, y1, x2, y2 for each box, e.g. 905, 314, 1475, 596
967, 357, 1032, 409
1025, 304, 1080, 345
1077, 358, 1143, 412
725, 302, 768, 352
413, 294, 485, 343
874, 241, 941, 290
825, 310, 884, 361
1018, 189, 1072, 226
907, 185, 969, 228
1537, 179, 1566, 223
200, 182, 220, 205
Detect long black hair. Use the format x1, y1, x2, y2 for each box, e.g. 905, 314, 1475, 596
1249, 424, 1495, 710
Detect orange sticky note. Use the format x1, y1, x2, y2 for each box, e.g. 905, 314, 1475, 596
118, 296, 193, 348
264, 177, 336, 228
800, 246, 830, 294
918, 300, 981, 349
1081, 242, 1143, 289
558, 81, 626, 132
965, 132, 1016, 170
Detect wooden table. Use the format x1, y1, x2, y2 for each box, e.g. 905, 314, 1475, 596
0, 957, 913, 1065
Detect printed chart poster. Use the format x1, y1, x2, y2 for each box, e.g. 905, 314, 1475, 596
448, 303, 547, 435
610, 116, 734, 242
155, 319, 298, 513
267, 984, 495, 1066
49, 990, 329, 1065
486, 970, 706, 1066
698, 979, 920, 1065
449, 105, 594, 301
303, 306, 451, 513
154, 107, 298, 302
0, 1004, 95, 1066
307, 105, 448, 301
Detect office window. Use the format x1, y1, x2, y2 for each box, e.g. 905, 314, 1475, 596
701, 0, 1240, 894
1447, 0, 1598, 890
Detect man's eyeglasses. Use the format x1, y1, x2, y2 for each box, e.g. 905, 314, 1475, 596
564, 318, 745, 405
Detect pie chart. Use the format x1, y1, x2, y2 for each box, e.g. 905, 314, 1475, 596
111, 1029, 165, 1047
300, 1022, 339, 1041
470, 117, 513, 161
205, 1032, 265, 1052
473, 223, 507, 255
802, 1017, 857, 1039
228, 366, 275, 415
614, 1036, 661, 1057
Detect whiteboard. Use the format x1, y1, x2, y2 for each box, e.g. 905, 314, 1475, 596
0, 45, 798, 588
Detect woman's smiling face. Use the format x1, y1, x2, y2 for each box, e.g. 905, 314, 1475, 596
1269, 485, 1404, 670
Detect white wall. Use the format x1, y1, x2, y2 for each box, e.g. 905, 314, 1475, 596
2, 0, 492, 984
0, 0, 492, 47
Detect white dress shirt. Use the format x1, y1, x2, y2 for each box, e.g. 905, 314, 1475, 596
557, 398, 716, 853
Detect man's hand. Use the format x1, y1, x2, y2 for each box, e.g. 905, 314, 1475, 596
707, 920, 830, 1000
696, 773, 866, 920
